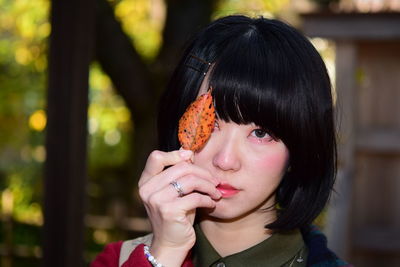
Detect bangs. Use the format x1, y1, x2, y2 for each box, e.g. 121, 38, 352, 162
209, 28, 295, 139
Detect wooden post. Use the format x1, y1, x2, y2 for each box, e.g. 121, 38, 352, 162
43, 0, 94, 266
302, 12, 400, 265
325, 40, 357, 259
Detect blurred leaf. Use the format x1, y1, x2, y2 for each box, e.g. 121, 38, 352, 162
213, 0, 290, 18
114, 0, 165, 61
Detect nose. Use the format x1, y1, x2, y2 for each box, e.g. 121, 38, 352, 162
212, 133, 241, 172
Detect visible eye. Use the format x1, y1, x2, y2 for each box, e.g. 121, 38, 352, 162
250, 129, 273, 141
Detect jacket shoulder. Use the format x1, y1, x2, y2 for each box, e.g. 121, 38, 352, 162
91, 241, 123, 267
301, 225, 353, 267
119, 233, 153, 266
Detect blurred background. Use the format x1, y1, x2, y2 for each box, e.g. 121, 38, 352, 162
0, 0, 399, 266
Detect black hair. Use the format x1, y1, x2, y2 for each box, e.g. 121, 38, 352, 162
157, 15, 336, 232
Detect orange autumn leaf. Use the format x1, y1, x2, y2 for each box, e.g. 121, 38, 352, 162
178, 90, 215, 151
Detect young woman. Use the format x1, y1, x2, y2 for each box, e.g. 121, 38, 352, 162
92, 15, 352, 267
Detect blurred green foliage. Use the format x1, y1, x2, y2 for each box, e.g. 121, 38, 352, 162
113, 0, 165, 61
0, 0, 49, 226
214, 0, 289, 18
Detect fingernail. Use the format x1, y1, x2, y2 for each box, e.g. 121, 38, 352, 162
179, 149, 193, 159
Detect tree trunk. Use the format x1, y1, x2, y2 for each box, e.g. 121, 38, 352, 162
43, 0, 94, 266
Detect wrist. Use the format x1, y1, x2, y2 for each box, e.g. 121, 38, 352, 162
144, 245, 163, 267
149, 243, 191, 267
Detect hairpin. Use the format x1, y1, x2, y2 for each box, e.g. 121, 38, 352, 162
185, 54, 212, 76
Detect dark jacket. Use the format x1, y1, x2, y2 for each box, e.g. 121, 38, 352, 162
91, 225, 352, 267
301, 225, 352, 267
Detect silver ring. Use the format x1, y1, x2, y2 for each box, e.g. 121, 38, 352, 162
170, 180, 184, 197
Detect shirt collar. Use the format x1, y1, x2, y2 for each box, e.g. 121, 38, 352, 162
193, 224, 305, 267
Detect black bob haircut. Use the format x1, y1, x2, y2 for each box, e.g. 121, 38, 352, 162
157, 15, 336, 232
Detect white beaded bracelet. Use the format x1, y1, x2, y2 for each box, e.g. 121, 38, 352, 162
143, 245, 164, 267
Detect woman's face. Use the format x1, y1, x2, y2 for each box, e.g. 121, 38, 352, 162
193, 83, 289, 222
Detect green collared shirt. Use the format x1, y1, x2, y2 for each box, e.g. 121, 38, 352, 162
193, 224, 308, 267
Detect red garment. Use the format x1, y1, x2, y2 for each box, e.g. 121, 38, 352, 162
91, 242, 194, 267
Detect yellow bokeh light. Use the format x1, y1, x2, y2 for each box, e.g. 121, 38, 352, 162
213, 0, 288, 19
104, 129, 121, 146
38, 22, 51, 38
29, 109, 47, 131
88, 103, 99, 118
1, 189, 14, 215
100, 112, 118, 132
114, 0, 165, 60
89, 118, 99, 134
116, 106, 131, 123
90, 65, 112, 91
15, 46, 32, 65
93, 229, 109, 244
32, 145, 46, 162
18, 14, 35, 39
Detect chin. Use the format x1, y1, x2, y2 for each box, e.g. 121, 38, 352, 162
198, 203, 251, 222
200, 210, 239, 221
197, 197, 275, 223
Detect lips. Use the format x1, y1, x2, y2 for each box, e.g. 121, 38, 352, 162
216, 183, 240, 198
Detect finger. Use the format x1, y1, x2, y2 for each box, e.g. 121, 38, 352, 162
143, 162, 219, 193
140, 169, 219, 203
141, 150, 193, 182
174, 193, 217, 211
171, 176, 221, 200
179, 146, 194, 163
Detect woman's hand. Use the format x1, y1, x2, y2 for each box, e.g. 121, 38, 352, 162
138, 149, 221, 266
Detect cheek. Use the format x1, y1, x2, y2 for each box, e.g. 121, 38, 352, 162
193, 147, 210, 165
192, 133, 219, 165
252, 148, 289, 175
